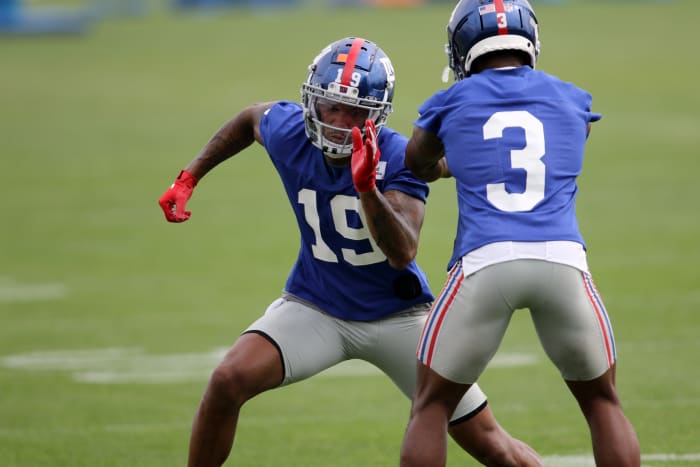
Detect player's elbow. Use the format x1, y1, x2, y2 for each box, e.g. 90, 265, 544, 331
404, 152, 425, 180
405, 158, 441, 183
405, 130, 445, 182
386, 246, 417, 270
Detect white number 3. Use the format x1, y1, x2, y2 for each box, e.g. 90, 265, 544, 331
496, 12, 508, 28
484, 110, 546, 212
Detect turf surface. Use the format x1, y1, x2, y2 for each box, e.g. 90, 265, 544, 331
1, 1, 698, 465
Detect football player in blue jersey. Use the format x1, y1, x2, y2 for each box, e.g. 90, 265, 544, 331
398, 2, 641, 467
158, 37, 543, 467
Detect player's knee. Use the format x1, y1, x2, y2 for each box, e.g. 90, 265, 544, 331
567, 369, 622, 414
208, 362, 259, 407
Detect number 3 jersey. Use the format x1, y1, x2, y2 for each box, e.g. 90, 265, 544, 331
259, 102, 433, 321
414, 66, 602, 270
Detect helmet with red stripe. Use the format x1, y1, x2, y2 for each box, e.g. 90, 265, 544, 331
302, 37, 395, 159
446, 0, 540, 80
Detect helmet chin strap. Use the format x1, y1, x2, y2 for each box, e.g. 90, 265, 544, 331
324, 153, 351, 167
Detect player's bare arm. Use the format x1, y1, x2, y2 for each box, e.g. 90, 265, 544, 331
185, 102, 275, 179
360, 188, 424, 270
405, 126, 451, 182
158, 102, 275, 223
350, 119, 423, 269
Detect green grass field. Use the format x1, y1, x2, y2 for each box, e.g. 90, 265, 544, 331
1, 1, 699, 466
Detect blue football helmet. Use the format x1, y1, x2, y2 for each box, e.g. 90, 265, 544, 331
302, 37, 395, 159
445, 0, 540, 80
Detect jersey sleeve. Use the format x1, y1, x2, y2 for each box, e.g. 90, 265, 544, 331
414, 90, 449, 135
377, 128, 429, 203
578, 88, 602, 123
259, 101, 307, 163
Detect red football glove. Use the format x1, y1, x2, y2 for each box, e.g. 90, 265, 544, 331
158, 169, 199, 223
351, 119, 381, 193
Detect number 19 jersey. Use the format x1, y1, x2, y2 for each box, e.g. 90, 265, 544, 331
259, 102, 433, 321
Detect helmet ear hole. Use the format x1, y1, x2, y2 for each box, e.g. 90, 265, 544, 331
301, 37, 395, 159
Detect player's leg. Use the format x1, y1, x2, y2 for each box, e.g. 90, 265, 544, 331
370, 293, 542, 464
188, 297, 346, 467
425, 263, 541, 466
448, 406, 544, 467
530, 264, 640, 467
400, 362, 470, 467
188, 331, 282, 467
566, 366, 640, 467
398, 365, 542, 467
400, 363, 542, 467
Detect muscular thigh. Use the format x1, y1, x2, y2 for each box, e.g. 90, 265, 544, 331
529, 263, 617, 381
248, 298, 488, 421
419, 261, 517, 384
245, 298, 346, 385
422, 260, 617, 384
357, 306, 428, 397
361, 304, 488, 421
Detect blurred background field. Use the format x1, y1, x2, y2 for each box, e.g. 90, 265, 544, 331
1, 1, 699, 466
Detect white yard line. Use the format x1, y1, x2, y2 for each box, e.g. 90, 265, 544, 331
1, 347, 536, 383
0, 347, 697, 465
0, 277, 67, 302
542, 453, 700, 466
320, 353, 538, 377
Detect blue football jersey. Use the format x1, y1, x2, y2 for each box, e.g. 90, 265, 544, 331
415, 67, 602, 270
259, 102, 433, 321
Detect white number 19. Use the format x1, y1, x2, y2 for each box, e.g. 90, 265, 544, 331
298, 189, 385, 266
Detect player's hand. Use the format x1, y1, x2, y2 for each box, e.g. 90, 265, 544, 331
158, 169, 199, 223
351, 119, 381, 193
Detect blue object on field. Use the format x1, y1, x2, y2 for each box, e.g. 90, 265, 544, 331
0, 0, 93, 35
0, 0, 19, 26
